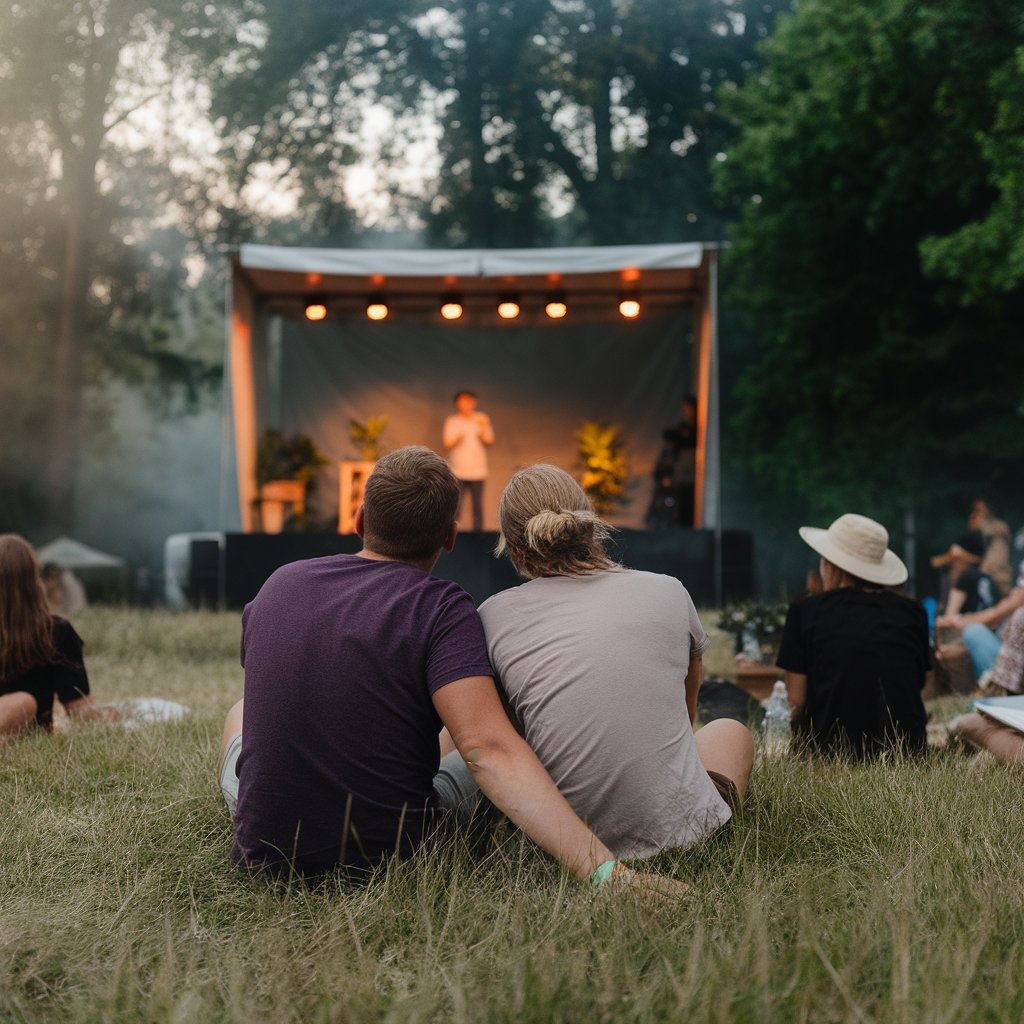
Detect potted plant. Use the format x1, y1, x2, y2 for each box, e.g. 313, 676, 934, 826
575, 420, 628, 517
256, 429, 329, 532
718, 601, 788, 664
348, 415, 389, 461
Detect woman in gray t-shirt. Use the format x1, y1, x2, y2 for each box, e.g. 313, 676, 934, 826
478, 464, 753, 859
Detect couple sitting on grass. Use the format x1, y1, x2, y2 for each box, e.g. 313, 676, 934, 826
219, 446, 753, 891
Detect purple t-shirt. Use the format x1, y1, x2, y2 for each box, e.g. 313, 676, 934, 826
231, 553, 493, 875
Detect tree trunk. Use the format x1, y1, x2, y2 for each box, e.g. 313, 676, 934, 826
43, 25, 114, 535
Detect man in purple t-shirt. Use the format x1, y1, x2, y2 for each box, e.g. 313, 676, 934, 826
218, 446, 676, 891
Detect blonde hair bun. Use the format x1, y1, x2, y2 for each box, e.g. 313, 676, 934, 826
495, 464, 616, 578
523, 508, 598, 553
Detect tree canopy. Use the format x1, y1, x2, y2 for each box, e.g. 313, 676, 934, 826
716, 0, 1024, 521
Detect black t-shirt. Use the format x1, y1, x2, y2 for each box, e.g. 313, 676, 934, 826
776, 588, 929, 759
952, 566, 999, 614
0, 616, 90, 727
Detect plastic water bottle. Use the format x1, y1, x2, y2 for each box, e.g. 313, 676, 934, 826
762, 680, 791, 754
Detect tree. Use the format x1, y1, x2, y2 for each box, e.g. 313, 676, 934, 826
217, 1, 785, 247
0, 0, 246, 532
402, 0, 786, 246
715, 0, 1024, 521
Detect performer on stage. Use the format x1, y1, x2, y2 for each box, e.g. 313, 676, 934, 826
646, 396, 698, 529
443, 390, 495, 531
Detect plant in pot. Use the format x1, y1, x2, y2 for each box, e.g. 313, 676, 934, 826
718, 601, 788, 665
256, 429, 329, 532
348, 415, 389, 461
575, 420, 628, 517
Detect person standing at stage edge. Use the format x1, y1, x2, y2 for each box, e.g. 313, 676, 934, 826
647, 396, 698, 529
443, 390, 495, 531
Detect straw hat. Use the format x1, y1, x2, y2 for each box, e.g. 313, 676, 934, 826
798, 513, 907, 586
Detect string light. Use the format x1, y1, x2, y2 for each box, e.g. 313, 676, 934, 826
304, 298, 327, 321
497, 295, 521, 319
365, 296, 389, 321
440, 294, 464, 320
544, 292, 567, 319
618, 294, 641, 319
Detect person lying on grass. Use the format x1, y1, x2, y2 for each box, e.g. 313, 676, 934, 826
220, 446, 685, 896
477, 464, 754, 860
0, 533, 103, 742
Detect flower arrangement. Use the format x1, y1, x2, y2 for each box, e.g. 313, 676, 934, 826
575, 420, 628, 516
349, 415, 389, 461
718, 601, 788, 664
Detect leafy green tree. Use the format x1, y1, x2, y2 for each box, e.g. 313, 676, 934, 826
0, 0, 247, 532
716, 0, 1024, 521
406, 0, 786, 245
219, 0, 784, 247
920, 46, 1024, 306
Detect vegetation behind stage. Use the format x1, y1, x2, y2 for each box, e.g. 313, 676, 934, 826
1, 607, 1020, 1023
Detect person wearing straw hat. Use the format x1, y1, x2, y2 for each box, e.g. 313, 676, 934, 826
775, 513, 930, 759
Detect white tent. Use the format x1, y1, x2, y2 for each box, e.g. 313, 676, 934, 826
36, 536, 125, 570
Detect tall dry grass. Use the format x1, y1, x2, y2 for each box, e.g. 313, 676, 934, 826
0, 607, 1020, 1023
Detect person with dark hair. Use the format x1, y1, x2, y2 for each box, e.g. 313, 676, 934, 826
443, 390, 494, 531
0, 535, 93, 740
776, 514, 929, 759
647, 396, 698, 528
220, 447, 685, 895
479, 464, 753, 860
969, 499, 1013, 597
932, 531, 999, 617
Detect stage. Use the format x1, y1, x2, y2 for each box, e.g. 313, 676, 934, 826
176, 529, 753, 610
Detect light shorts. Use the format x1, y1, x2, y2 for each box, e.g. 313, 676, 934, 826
218, 736, 484, 823
219, 731, 243, 817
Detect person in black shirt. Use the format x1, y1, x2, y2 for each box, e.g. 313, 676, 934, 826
776, 514, 929, 759
0, 534, 93, 740
647, 396, 698, 528
931, 531, 999, 617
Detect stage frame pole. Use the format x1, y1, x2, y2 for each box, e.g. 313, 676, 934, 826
229, 261, 259, 533
695, 248, 722, 605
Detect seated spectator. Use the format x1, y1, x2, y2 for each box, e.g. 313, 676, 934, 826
776, 514, 929, 759
478, 464, 753, 860
950, 708, 1024, 762
221, 447, 685, 895
949, 611, 1024, 755
937, 559, 1024, 681
1, 536, 95, 740
969, 499, 1013, 597
41, 562, 88, 616
931, 531, 999, 617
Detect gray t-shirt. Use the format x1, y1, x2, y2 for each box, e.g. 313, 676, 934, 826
479, 568, 729, 858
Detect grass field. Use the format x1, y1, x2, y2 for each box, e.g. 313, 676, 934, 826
2, 607, 1022, 1023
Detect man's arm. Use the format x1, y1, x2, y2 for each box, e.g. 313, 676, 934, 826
944, 587, 967, 618
433, 675, 613, 880
683, 653, 702, 724
476, 412, 495, 446
442, 418, 461, 450
941, 587, 1024, 630
785, 672, 807, 720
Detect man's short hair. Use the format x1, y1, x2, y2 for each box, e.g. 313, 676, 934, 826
362, 446, 460, 560
453, 389, 476, 403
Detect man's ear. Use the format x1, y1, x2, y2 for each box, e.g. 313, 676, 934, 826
354, 505, 366, 538
443, 522, 458, 552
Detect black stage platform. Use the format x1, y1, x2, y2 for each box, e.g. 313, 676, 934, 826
186, 530, 753, 609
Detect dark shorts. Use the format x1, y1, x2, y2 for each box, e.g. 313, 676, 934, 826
707, 769, 740, 811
